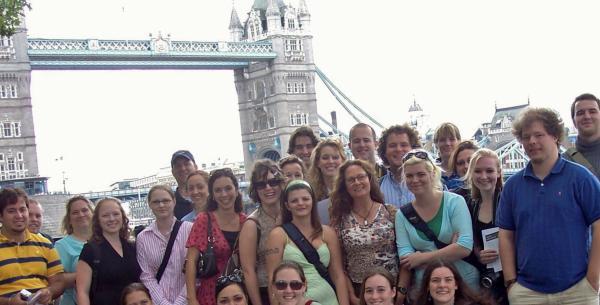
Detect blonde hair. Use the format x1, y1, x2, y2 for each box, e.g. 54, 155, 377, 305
465, 149, 503, 201
307, 139, 346, 201
402, 156, 443, 191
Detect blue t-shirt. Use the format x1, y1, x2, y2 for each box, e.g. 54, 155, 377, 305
497, 157, 600, 293
55, 235, 85, 305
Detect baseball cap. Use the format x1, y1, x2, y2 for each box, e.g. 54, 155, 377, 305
171, 150, 195, 167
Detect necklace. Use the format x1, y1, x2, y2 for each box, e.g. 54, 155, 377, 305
353, 200, 376, 226
261, 206, 278, 223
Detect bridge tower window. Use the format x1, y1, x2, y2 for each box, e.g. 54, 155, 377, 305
13, 122, 20, 137
0, 83, 17, 99
17, 152, 23, 161
3, 123, 12, 137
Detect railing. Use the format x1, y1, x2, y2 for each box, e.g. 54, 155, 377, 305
28, 38, 274, 55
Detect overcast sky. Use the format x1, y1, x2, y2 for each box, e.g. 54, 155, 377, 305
25, 0, 600, 193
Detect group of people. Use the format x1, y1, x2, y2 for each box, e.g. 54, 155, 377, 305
0, 93, 598, 305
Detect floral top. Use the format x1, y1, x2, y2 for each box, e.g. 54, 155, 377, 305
247, 206, 279, 288
337, 204, 398, 283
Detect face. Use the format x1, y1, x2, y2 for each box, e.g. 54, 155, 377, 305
125, 290, 152, 305
282, 163, 304, 183
317, 146, 342, 178
27, 203, 43, 234
344, 165, 371, 200
520, 120, 559, 164
148, 189, 175, 219
286, 189, 313, 219
98, 200, 123, 235
428, 267, 458, 305
471, 157, 500, 194
455, 149, 475, 177
436, 135, 458, 160
69, 199, 93, 231
292, 136, 315, 164
187, 174, 209, 208
350, 126, 377, 161
0, 197, 28, 234
404, 162, 434, 195
574, 99, 600, 139
213, 177, 238, 211
217, 284, 247, 305
273, 268, 306, 305
363, 274, 396, 305
171, 157, 197, 186
385, 132, 412, 169
257, 172, 282, 206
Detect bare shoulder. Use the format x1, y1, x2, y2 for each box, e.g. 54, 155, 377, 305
322, 225, 336, 241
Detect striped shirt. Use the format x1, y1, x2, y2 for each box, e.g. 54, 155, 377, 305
136, 218, 193, 305
0, 231, 64, 297
379, 171, 414, 208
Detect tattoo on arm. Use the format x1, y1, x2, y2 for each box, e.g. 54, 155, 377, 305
264, 248, 280, 256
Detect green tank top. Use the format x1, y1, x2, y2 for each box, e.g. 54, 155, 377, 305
416, 196, 444, 240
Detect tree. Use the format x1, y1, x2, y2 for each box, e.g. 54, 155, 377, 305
0, 0, 31, 36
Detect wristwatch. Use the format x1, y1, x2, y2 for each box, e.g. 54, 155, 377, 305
504, 279, 517, 288
397, 286, 408, 295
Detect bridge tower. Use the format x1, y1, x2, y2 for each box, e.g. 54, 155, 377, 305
231, 0, 318, 171
0, 19, 41, 187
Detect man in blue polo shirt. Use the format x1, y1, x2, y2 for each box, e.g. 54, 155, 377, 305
497, 107, 600, 305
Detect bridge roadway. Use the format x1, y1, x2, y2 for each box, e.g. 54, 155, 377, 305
27, 38, 277, 70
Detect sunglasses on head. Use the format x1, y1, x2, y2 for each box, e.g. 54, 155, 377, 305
402, 150, 430, 163
210, 168, 233, 176
255, 178, 283, 190
274, 280, 304, 290
216, 270, 243, 291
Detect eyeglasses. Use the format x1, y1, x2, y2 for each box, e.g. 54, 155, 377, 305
217, 270, 243, 291
345, 173, 369, 185
254, 178, 283, 190
402, 150, 430, 163
274, 280, 304, 290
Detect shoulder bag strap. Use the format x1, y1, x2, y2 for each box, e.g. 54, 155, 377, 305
156, 220, 183, 282
281, 223, 336, 290
400, 203, 449, 249
566, 148, 599, 176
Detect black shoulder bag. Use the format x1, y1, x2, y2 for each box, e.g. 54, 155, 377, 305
156, 220, 183, 282
400, 204, 449, 250
282, 223, 336, 291
196, 212, 218, 278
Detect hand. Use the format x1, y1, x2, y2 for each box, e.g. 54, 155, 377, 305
394, 292, 406, 305
478, 249, 499, 265
36, 289, 52, 305
350, 295, 361, 305
400, 252, 430, 269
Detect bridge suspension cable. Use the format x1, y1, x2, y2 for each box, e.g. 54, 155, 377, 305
315, 66, 384, 129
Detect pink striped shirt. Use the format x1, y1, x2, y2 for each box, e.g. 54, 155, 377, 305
136, 218, 193, 305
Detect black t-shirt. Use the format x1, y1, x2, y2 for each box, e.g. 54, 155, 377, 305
79, 237, 141, 305
174, 188, 193, 220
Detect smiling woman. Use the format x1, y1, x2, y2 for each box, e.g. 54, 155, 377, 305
329, 160, 398, 305
76, 197, 141, 305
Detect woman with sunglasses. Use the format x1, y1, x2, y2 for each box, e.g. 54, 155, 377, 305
307, 139, 346, 202
186, 168, 247, 305
395, 149, 478, 303
239, 159, 285, 305
272, 261, 320, 305
266, 180, 349, 305
216, 270, 249, 305
329, 160, 398, 305
359, 269, 396, 305
76, 197, 141, 305
464, 149, 507, 305
182, 170, 210, 222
